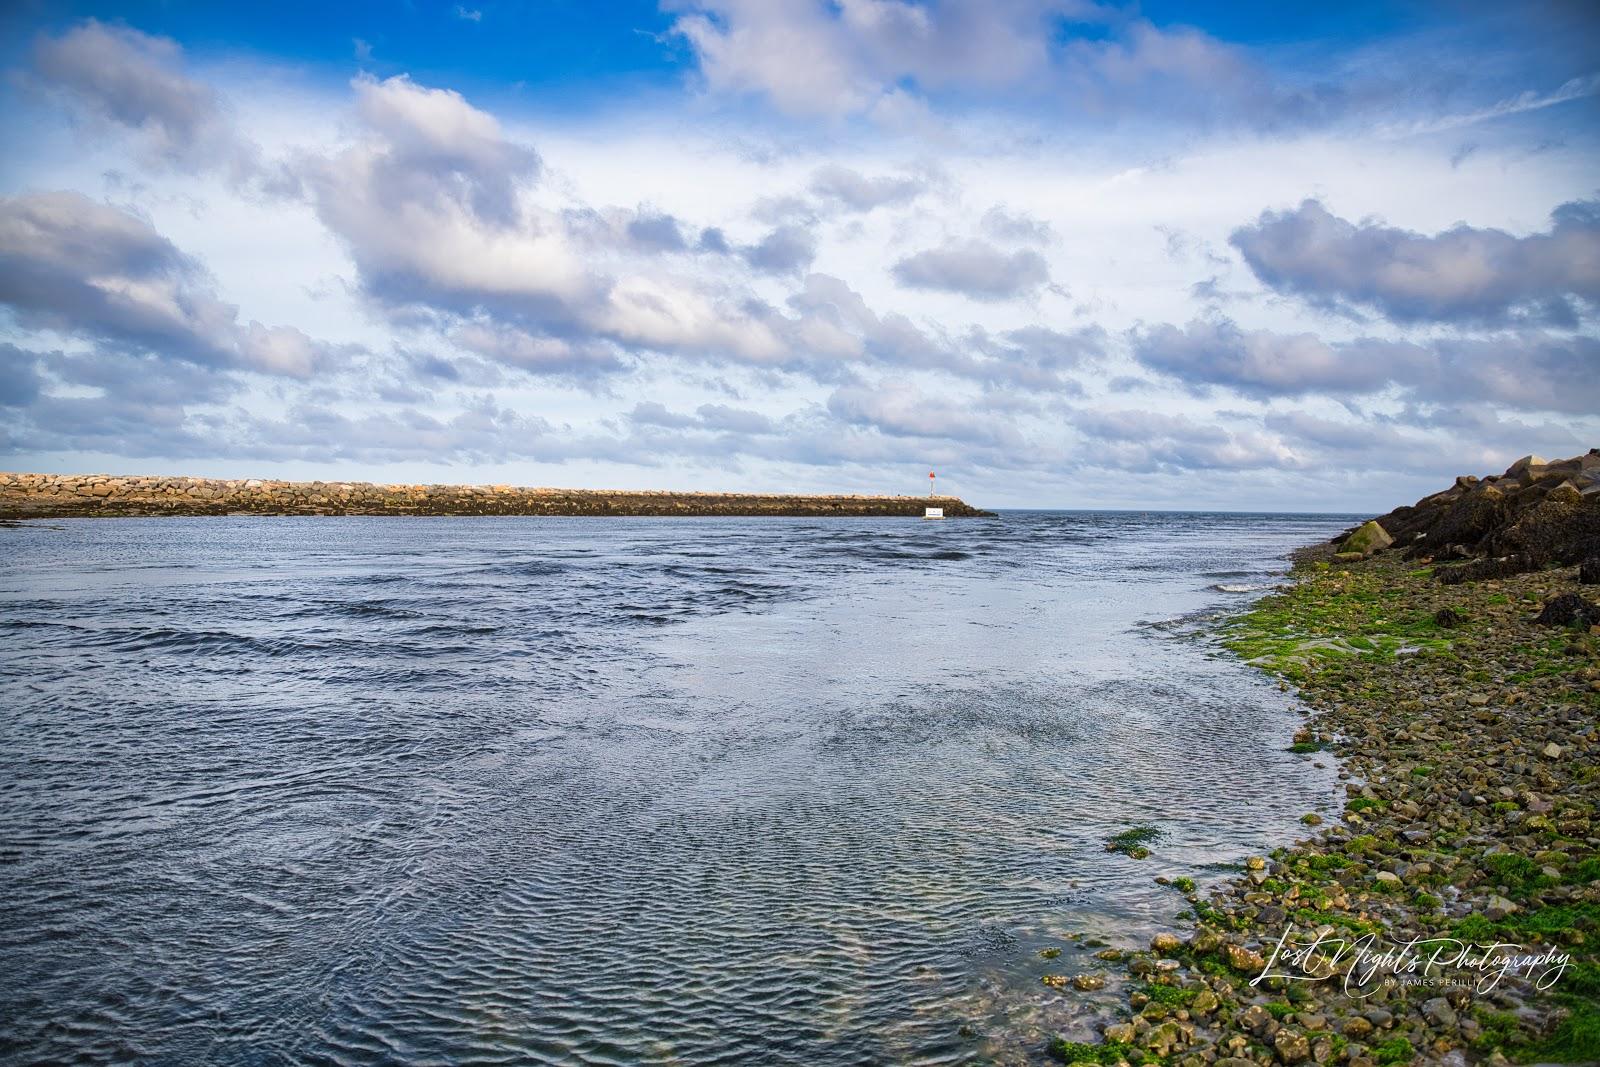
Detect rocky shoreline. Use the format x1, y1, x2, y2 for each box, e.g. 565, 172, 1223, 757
0, 472, 994, 519
1040, 455, 1599, 1067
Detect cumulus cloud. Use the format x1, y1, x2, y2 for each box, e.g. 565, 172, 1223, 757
631, 401, 775, 434
891, 238, 1051, 300
1230, 198, 1600, 325
783, 273, 1100, 389
30, 20, 257, 180
809, 165, 927, 211
0, 343, 252, 457
696, 403, 775, 434
668, 0, 1119, 117
964, 324, 1105, 390
1425, 333, 1600, 414
981, 206, 1055, 245
450, 322, 628, 378
626, 212, 691, 252
1131, 318, 1417, 397
827, 378, 1028, 450
296, 74, 847, 374
0, 191, 335, 377
741, 225, 819, 275
0, 345, 45, 408
1260, 406, 1596, 483
1071, 407, 1303, 472
666, 0, 1321, 127
1132, 316, 1600, 414
786, 272, 939, 364
7, 385, 559, 465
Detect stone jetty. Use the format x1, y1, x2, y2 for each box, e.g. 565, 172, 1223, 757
0, 472, 994, 519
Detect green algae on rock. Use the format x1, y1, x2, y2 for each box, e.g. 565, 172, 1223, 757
1107, 826, 1164, 860
1340, 520, 1395, 559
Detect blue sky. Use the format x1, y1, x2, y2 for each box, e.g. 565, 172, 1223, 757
0, 1, 1596, 510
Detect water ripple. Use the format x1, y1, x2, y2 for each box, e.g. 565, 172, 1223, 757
0, 511, 1358, 1065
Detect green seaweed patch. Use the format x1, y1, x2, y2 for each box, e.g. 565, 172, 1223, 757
1562, 961, 1600, 997
1106, 825, 1162, 858
1221, 568, 1453, 680
1451, 901, 1600, 944
1141, 983, 1199, 1007
1569, 857, 1600, 884
1519, 1000, 1600, 1064
1291, 908, 1383, 936
1483, 854, 1557, 897
1048, 1038, 1141, 1064
1472, 1008, 1525, 1054
1372, 1036, 1415, 1064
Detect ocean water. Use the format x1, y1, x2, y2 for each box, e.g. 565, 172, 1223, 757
0, 511, 1357, 1066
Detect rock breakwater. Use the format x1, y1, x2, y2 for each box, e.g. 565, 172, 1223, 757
0, 473, 994, 519
1332, 451, 1600, 581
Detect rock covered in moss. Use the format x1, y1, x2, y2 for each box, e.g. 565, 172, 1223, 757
1339, 520, 1393, 557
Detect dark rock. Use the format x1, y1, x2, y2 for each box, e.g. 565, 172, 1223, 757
1580, 556, 1600, 585
1422, 997, 1457, 1028
1401, 485, 1505, 561
1490, 493, 1600, 568
1433, 608, 1466, 628
1436, 556, 1528, 585
1534, 593, 1600, 628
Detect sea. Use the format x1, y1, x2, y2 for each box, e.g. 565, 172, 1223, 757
0, 510, 1359, 1065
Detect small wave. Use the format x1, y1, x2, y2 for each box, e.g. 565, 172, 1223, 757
484, 559, 570, 577
1210, 582, 1274, 594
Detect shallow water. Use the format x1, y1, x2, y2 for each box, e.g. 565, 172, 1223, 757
0, 511, 1357, 1065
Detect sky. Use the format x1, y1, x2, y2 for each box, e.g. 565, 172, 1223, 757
0, 1, 1596, 511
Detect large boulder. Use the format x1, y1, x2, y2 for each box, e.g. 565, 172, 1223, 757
1490, 493, 1600, 569
1535, 593, 1600, 628
1340, 519, 1394, 557
1402, 483, 1505, 559
1505, 454, 1548, 480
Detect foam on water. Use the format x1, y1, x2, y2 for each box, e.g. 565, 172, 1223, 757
0, 511, 1357, 1065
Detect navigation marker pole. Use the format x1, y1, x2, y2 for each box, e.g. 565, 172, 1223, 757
924, 470, 944, 520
